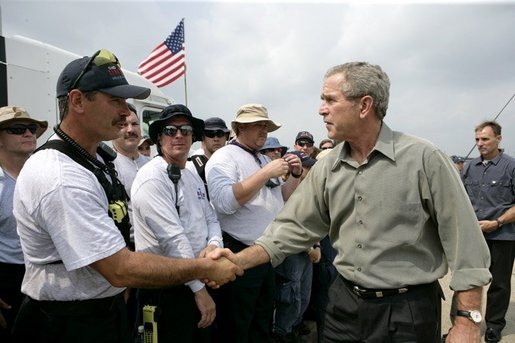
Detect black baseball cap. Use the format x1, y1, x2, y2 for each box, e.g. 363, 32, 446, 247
56, 49, 151, 100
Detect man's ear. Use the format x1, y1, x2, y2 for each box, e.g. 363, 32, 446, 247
67, 90, 87, 114
359, 95, 374, 118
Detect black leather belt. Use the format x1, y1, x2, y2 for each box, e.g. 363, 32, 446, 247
341, 275, 428, 299
351, 284, 409, 299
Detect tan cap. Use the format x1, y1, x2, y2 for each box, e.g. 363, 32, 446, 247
0, 106, 48, 138
231, 104, 281, 133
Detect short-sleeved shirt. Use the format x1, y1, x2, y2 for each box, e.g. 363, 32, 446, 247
14, 145, 126, 301
462, 151, 515, 241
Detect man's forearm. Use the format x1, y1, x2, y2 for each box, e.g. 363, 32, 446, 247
236, 244, 271, 270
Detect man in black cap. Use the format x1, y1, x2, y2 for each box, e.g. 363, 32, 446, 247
12, 50, 242, 342
188, 116, 230, 198
294, 131, 317, 158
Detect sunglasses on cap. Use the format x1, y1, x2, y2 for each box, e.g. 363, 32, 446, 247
1, 124, 38, 135
69, 49, 120, 92
162, 125, 193, 137
204, 130, 229, 139
296, 140, 313, 148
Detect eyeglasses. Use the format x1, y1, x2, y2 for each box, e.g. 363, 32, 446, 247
69, 49, 120, 92
296, 140, 313, 148
1, 124, 38, 135
162, 125, 193, 137
204, 130, 228, 139
266, 179, 281, 189
261, 148, 283, 154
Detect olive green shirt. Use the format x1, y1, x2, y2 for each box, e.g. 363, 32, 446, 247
256, 124, 491, 290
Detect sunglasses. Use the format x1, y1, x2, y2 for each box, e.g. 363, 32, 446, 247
162, 125, 193, 137
204, 130, 228, 138
296, 140, 313, 148
69, 49, 120, 92
1, 124, 38, 135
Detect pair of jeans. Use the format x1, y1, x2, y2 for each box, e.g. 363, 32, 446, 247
273, 252, 313, 336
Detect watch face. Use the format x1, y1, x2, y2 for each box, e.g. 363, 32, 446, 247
470, 310, 482, 323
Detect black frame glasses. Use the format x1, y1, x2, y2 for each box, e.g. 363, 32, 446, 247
1, 124, 38, 135
204, 130, 229, 139
162, 125, 194, 137
69, 49, 120, 93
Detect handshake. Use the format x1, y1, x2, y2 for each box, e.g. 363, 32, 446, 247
199, 245, 269, 288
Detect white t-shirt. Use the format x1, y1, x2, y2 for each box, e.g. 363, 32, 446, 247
205, 144, 284, 245
131, 156, 223, 292
13, 146, 126, 301
113, 152, 151, 241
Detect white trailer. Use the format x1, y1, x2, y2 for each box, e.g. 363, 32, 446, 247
0, 34, 173, 143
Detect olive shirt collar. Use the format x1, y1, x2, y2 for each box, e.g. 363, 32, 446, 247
334, 122, 395, 170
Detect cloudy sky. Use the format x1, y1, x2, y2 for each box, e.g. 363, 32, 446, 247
1, 0, 515, 157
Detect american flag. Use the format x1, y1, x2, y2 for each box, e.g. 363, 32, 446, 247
138, 19, 186, 88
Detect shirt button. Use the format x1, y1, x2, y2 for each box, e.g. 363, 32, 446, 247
357, 196, 363, 201
357, 244, 362, 248
358, 220, 363, 225
357, 267, 362, 272
358, 171, 363, 175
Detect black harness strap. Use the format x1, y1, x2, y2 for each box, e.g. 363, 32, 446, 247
37, 140, 131, 246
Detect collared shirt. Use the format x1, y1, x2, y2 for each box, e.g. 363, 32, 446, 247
462, 151, 515, 240
256, 124, 491, 290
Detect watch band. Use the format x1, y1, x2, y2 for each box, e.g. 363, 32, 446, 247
456, 310, 482, 324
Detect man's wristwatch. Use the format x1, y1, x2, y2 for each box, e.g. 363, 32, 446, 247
496, 218, 503, 228
456, 310, 482, 324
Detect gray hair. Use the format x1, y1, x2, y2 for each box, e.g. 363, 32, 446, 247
324, 62, 390, 120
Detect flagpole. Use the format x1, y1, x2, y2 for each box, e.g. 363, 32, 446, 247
464, 93, 515, 159
183, 18, 188, 106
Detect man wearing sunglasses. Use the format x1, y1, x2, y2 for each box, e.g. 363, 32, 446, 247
188, 117, 230, 199
205, 103, 302, 343
294, 131, 317, 158
12, 50, 242, 343
132, 104, 224, 342
0, 106, 47, 343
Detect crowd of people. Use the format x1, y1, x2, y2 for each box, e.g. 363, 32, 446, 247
0, 49, 513, 343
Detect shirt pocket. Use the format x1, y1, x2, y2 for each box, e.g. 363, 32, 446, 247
490, 176, 513, 201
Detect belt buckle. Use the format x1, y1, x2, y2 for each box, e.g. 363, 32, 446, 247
352, 285, 367, 297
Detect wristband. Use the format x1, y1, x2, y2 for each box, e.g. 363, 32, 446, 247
291, 169, 303, 178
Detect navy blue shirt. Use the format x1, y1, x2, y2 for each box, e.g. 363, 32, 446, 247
462, 151, 515, 240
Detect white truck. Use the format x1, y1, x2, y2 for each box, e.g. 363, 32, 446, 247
0, 33, 173, 143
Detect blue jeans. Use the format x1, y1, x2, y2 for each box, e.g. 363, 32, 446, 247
273, 252, 313, 336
